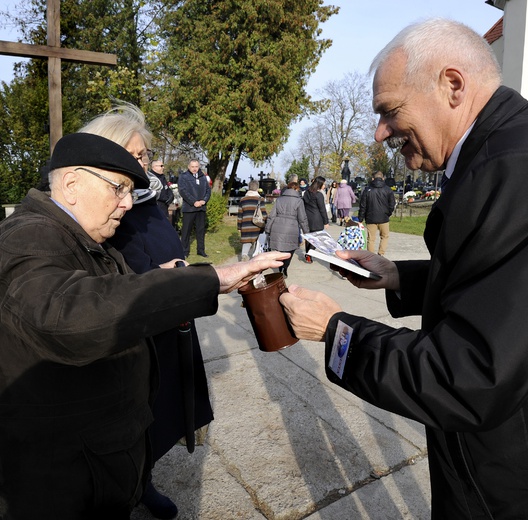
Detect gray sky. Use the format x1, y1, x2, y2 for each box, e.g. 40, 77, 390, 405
0, 0, 503, 179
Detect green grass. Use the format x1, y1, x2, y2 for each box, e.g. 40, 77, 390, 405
185, 215, 241, 265
390, 215, 428, 236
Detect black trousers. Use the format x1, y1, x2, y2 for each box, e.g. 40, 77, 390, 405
181, 211, 206, 255
278, 250, 295, 275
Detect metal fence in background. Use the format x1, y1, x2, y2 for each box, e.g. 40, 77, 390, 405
393, 197, 435, 219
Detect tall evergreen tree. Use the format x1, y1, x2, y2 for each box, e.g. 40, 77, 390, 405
149, 0, 338, 191
285, 156, 310, 183
367, 142, 391, 177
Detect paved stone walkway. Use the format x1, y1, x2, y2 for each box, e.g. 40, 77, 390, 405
132, 224, 432, 520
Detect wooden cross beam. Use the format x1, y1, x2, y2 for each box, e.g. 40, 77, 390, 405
0, 0, 117, 153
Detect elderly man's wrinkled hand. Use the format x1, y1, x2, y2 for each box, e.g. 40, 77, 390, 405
214, 251, 290, 293
280, 285, 341, 342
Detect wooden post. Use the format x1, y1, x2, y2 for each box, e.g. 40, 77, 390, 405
0, 0, 117, 154
47, 0, 62, 153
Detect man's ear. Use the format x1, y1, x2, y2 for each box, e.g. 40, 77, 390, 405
61, 170, 80, 205
441, 66, 465, 108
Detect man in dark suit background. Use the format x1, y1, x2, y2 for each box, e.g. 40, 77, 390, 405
178, 159, 211, 257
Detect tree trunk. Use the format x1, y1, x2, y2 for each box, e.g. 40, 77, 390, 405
210, 154, 229, 193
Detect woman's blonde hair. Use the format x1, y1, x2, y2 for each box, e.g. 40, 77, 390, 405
78, 101, 153, 149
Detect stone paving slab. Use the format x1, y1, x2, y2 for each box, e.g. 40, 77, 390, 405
305, 458, 431, 520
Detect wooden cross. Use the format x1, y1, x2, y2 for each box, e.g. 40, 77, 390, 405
0, 0, 117, 153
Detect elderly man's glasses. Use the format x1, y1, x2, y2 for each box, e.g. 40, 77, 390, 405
75, 167, 138, 202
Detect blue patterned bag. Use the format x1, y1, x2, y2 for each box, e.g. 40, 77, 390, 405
337, 222, 366, 250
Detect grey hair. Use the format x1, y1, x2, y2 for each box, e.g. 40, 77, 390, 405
78, 101, 152, 149
49, 102, 153, 190
369, 18, 502, 91
248, 179, 259, 191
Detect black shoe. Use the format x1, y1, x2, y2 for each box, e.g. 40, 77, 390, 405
141, 482, 178, 519
197, 252, 208, 258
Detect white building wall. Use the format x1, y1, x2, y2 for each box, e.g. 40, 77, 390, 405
490, 32, 505, 69
501, 0, 528, 98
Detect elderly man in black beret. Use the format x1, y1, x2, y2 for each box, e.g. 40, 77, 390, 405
0, 133, 288, 520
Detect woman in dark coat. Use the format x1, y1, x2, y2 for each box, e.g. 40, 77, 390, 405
82, 103, 213, 520
109, 185, 213, 456
265, 182, 309, 277
302, 176, 329, 263
237, 179, 267, 260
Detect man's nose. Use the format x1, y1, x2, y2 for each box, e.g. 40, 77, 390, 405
374, 118, 392, 143
122, 192, 134, 210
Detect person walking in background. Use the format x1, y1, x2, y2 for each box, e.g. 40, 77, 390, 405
302, 176, 329, 264
265, 182, 309, 278
150, 159, 174, 218
237, 180, 267, 261
333, 179, 356, 225
179, 159, 211, 258
299, 178, 308, 196
281, 173, 298, 194
281, 18, 528, 519
326, 180, 338, 223
80, 103, 213, 519
358, 171, 395, 256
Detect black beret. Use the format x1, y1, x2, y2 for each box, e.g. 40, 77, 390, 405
50, 133, 149, 189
